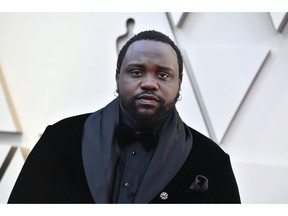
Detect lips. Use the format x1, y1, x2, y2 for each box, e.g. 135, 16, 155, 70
137, 94, 159, 102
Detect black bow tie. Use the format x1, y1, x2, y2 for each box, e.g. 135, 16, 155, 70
117, 124, 157, 151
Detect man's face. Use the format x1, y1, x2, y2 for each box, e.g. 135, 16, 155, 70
116, 40, 182, 127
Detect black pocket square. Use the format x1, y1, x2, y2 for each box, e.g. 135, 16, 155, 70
189, 175, 209, 192
175, 175, 211, 203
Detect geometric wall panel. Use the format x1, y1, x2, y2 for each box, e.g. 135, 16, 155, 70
0, 146, 27, 203
176, 67, 209, 138
187, 47, 270, 143
0, 146, 17, 181
170, 12, 188, 27
270, 12, 288, 33
0, 66, 21, 133
0, 145, 30, 182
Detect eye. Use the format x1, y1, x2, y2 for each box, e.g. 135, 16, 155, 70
130, 70, 143, 77
157, 72, 170, 79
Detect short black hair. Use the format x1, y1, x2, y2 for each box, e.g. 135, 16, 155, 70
116, 30, 183, 76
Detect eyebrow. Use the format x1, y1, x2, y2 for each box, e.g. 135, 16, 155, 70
126, 63, 175, 72
157, 65, 175, 72
126, 63, 145, 68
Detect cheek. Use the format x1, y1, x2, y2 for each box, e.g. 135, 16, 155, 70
161, 84, 179, 99
118, 79, 136, 98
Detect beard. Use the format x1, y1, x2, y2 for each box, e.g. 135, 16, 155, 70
119, 90, 180, 127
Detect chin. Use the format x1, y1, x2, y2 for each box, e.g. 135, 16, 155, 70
136, 112, 155, 121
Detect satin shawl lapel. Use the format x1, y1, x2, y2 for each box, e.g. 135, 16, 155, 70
133, 108, 193, 203
82, 98, 120, 203
82, 99, 193, 203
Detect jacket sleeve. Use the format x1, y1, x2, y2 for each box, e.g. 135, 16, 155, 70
213, 153, 241, 203
8, 126, 57, 203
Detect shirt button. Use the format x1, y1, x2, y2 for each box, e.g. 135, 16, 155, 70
131, 150, 136, 155
124, 182, 130, 188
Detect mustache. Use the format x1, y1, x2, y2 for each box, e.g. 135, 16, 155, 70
134, 90, 161, 101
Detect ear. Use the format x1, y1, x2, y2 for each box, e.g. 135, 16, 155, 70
115, 69, 120, 90
179, 73, 183, 87
115, 69, 120, 81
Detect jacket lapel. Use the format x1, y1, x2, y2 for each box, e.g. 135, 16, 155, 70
150, 128, 203, 203
133, 112, 193, 203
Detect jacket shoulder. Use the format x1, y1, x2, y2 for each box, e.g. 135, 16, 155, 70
53, 113, 92, 126
39, 113, 92, 150
188, 126, 226, 156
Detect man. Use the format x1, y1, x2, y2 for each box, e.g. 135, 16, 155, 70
8, 30, 240, 203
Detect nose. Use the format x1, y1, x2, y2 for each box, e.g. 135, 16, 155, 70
140, 74, 159, 91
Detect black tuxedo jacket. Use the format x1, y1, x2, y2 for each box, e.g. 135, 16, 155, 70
8, 113, 241, 203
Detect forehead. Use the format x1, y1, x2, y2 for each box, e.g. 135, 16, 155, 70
123, 40, 178, 67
